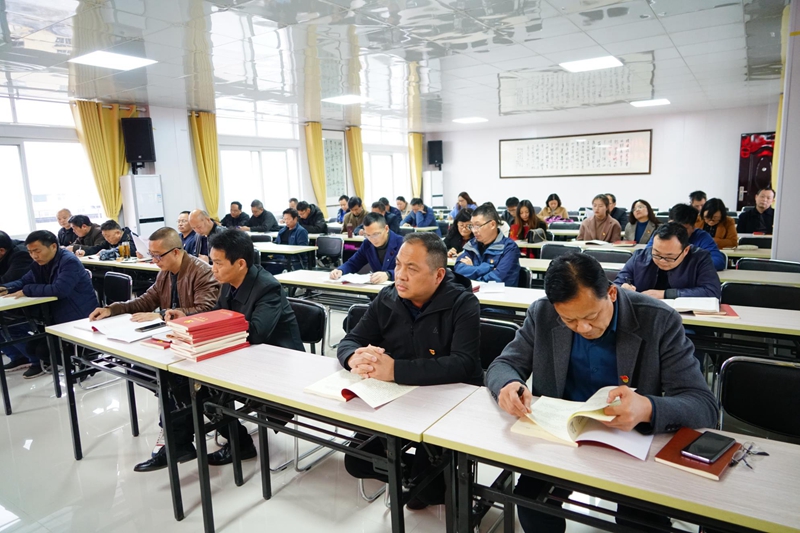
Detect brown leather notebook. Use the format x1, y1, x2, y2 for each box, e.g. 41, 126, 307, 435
654, 427, 739, 481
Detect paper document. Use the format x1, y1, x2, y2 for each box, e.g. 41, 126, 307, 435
477, 281, 505, 293
339, 273, 373, 284
662, 297, 719, 313
75, 314, 169, 343
132, 233, 151, 259
304, 369, 417, 409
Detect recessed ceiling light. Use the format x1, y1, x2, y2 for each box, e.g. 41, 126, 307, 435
321, 95, 369, 105
630, 98, 671, 107
559, 56, 622, 73
452, 117, 488, 124
68, 51, 157, 71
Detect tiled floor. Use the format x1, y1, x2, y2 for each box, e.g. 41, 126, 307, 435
1, 310, 697, 532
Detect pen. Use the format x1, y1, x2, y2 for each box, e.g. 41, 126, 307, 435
517, 385, 525, 398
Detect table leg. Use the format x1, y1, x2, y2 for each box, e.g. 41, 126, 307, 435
157, 371, 184, 521
126, 367, 139, 437
386, 435, 406, 533
63, 340, 82, 460
503, 469, 515, 532
42, 305, 61, 398
0, 348, 10, 415
191, 379, 215, 533
229, 404, 244, 487
443, 451, 456, 533
257, 410, 271, 500
457, 452, 473, 533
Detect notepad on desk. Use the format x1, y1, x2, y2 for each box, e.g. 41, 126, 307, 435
510, 386, 654, 460
662, 298, 740, 319
304, 369, 417, 409
75, 314, 170, 343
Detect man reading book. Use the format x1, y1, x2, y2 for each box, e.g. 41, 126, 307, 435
89, 227, 220, 473
336, 232, 482, 510
329, 212, 403, 284
168, 229, 304, 466
486, 253, 717, 532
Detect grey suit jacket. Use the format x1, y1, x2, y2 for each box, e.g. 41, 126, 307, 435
485, 289, 717, 434
623, 220, 657, 244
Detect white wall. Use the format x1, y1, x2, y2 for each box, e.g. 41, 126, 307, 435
427, 105, 778, 214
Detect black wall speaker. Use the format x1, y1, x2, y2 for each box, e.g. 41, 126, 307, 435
121, 117, 157, 163
428, 140, 443, 165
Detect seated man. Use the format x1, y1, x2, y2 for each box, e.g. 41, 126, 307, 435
220, 201, 251, 228
177, 211, 197, 253
67, 215, 107, 253
0, 231, 32, 284
241, 200, 280, 232
89, 227, 220, 471
486, 253, 718, 533
296, 201, 328, 234
379, 196, 403, 220
56, 208, 76, 247
647, 203, 726, 271
330, 213, 403, 284
72, 220, 138, 257
189, 209, 226, 263
454, 203, 520, 287
737, 186, 775, 234
502, 197, 519, 225
400, 198, 441, 236
354, 202, 400, 235
689, 190, 707, 211
342, 197, 366, 232
1, 230, 97, 379
288, 198, 298, 210
606, 193, 628, 229
616, 223, 721, 300
274, 208, 309, 270
167, 229, 304, 465
336, 195, 349, 223
337, 232, 481, 510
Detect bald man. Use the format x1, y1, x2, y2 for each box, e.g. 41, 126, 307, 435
188, 209, 225, 263
56, 208, 76, 247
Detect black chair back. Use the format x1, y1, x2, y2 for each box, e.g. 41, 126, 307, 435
736, 258, 800, 273
287, 298, 327, 354
518, 267, 532, 289
583, 248, 633, 264
344, 304, 370, 334
548, 222, 580, 230
604, 269, 621, 283
479, 319, 519, 370
718, 356, 800, 439
399, 226, 414, 236
437, 221, 450, 235
315, 236, 344, 267
104, 272, 133, 305
738, 237, 772, 249
250, 234, 272, 243
540, 243, 581, 260
721, 282, 800, 311
253, 248, 262, 266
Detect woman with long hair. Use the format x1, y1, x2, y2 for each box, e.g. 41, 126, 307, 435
696, 198, 738, 248
623, 199, 660, 244
444, 208, 474, 257
510, 200, 547, 241
449, 191, 477, 219
577, 194, 621, 242
537, 193, 569, 221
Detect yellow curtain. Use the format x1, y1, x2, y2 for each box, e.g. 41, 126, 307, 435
304, 122, 328, 217
408, 132, 423, 198
189, 112, 220, 218
346, 126, 365, 199
772, 5, 791, 193
71, 101, 137, 221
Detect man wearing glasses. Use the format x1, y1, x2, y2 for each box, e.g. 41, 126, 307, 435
330, 213, 403, 284
454, 203, 520, 287
614, 222, 721, 300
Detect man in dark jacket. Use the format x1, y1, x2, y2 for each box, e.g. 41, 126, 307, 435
606, 193, 628, 230
380, 197, 403, 220
486, 252, 717, 532
0, 231, 32, 284
177, 211, 197, 252
67, 215, 107, 253
337, 232, 481, 510
189, 209, 226, 263
331, 213, 403, 283
240, 200, 280, 232
615, 223, 721, 300
296, 201, 328, 234
401, 198, 441, 235
220, 201, 251, 228
56, 208, 76, 247
1, 230, 97, 378
73, 220, 138, 257
737, 186, 775, 234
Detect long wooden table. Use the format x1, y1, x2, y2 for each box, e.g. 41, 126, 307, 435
79, 255, 160, 272
424, 388, 800, 533
518, 241, 774, 260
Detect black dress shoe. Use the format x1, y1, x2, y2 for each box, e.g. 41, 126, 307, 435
133, 445, 197, 472
405, 497, 429, 511
207, 443, 257, 466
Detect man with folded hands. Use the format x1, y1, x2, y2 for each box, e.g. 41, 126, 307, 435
336, 232, 482, 511
168, 229, 304, 465
485, 252, 717, 532
88, 227, 220, 472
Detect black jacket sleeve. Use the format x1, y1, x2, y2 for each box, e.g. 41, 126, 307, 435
0, 249, 33, 284
337, 295, 385, 369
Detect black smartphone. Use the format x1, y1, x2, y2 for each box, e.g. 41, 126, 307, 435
135, 322, 166, 333
681, 431, 737, 464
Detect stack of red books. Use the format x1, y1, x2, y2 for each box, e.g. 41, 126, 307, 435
167, 310, 250, 361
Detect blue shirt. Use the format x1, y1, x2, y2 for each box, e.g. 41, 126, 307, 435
634, 221, 648, 243
181, 230, 197, 255
563, 301, 619, 402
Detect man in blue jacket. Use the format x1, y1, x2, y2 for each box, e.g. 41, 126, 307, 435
401, 198, 441, 236
1, 230, 97, 378
274, 208, 309, 270
647, 203, 726, 271
615, 222, 721, 300
331, 213, 403, 284
454, 203, 520, 287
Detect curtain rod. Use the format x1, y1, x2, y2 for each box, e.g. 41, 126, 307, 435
69, 100, 147, 112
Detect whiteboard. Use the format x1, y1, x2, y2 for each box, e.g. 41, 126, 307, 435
500, 130, 652, 178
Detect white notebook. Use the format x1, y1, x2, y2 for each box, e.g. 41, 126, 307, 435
75, 314, 169, 343
662, 297, 719, 313
304, 370, 417, 409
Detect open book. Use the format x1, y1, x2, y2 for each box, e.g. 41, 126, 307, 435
582, 240, 612, 246
511, 386, 654, 460
75, 314, 170, 343
304, 369, 417, 409
329, 273, 392, 285
662, 297, 719, 313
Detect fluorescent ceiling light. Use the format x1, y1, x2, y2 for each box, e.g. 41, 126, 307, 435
630, 98, 671, 107
559, 56, 622, 73
68, 51, 157, 71
452, 117, 488, 124
321, 95, 369, 105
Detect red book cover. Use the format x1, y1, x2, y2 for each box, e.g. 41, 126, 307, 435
140, 338, 171, 350
168, 310, 248, 333
167, 323, 248, 343
172, 342, 250, 361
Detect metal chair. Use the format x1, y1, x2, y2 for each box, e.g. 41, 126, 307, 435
252, 248, 261, 266
718, 357, 800, 440
738, 236, 772, 248
250, 234, 272, 243
736, 258, 800, 273
540, 243, 581, 260
721, 282, 800, 311
582, 248, 633, 264
479, 318, 520, 371
604, 269, 621, 283
548, 221, 580, 230
437, 220, 449, 235
315, 235, 344, 269
103, 272, 132, 305
344, 303, 370, 334
287, 298, 327, 354
517, 267, 532, 289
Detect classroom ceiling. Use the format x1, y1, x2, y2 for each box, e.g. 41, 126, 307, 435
0, 0, 789, 133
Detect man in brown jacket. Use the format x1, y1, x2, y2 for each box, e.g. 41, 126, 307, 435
89, 226, 220, 472
66, 215, 107, 253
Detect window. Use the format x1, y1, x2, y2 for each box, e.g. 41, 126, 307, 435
0, 96, 75, 127
215, 98, 298, 140
363, 151, 410, 204
0, 145, 30, 236
220, 148, 299, 217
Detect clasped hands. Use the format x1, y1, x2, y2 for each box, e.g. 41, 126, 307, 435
347, 344, 394, 381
